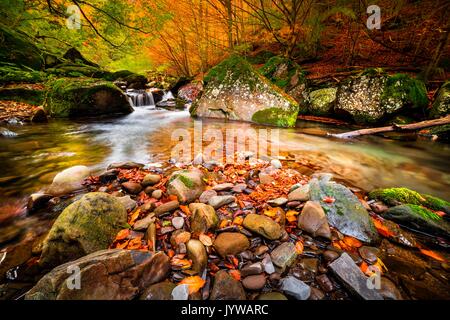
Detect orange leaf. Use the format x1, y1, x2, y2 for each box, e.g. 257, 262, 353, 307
179, 205, 191, 215
179, 276, 205, 294
232, 216, 243, 226
342, 236, 362, 248
286, 210, 299, 223
322, 196, 335, 204
129, 209, 141, 225
420, 248, 445, 262
169, 195, 178, 201
115, 229, 130, 241
199, 234, 213, 246
229, 269, 241, 281
116, 240, 129, 249
295, 241, 304, 254
127, 237, 142, 250
372, 218, 395, 238
219, 219, 231, 229
171, 257, 192, 269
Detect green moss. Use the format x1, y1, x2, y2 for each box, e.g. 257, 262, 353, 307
251, 107, 298, 127
422, 194, 450, 213
369, 187, 425, 206
260, 56, 306, 90
46, 63, 110, 79
401, 204, 442, 221
429, 81, 450, 118
381, 74, 428, 110
0, 64, 46, 85
178, 175, 194, 188
0, 88, 45, 105
204, 55, 257, 89
246, 50, 276, 65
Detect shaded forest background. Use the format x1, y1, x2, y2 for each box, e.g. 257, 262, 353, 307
1, 0, 449, 80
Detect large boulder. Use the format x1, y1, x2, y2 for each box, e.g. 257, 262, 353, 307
309, 176, 379, 243
26, 249, 170, 300
0, 64, 46, 85
44, 78, 133, 118
47, 165, 90, 196
335, 71, 428, 124
307, 88, 337, 116
429, 81, 450, 119
190, 55, 299, 127
39, 192, 127, 267
167, 168, 205, 203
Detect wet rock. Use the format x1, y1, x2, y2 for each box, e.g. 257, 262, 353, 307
210, 270, 246, 300
172, 217, 185, 229
309, 176, 379, 243
280, 276, 311, 300
329, 253, 383, 300
31, 107, 48, 122
369, 201, 389, 214
270, 159, 282, 169
262, 254, 276, 274
288, 184, 309, 202
256, 292, 288, 300
108, 161, 144, 170
322, 250, 340, 263
199, 190, 217, 203
271, 242, 298, 271
186, 239, 207, 273
242, 274, 266, 290
189, 203, 219, 233
140, 281, 176, 300
308, 87, 337, 116
26, 249, 170, 300
358, 246, 379, 264
232, 184, 247, 193
316, 274, 334, 292
167, 168, 204, 203
309, 287, 325, 300
429, 81, 450, 118
140, 201, 156, 213
240, 262, 264, 277
0, 235, 34, 282
99, 170, 118, 184
267, 197, 288, 207
171, 284, 189, 300
243, 213, 282, 240
116, 195, 137, 211
208, 195, 236, 209
170, 230, 191, 247
27, 193, 53, 212
121, 181, 142, 194
133, 214, 155, 231
254, 245, 269, 257
154, 200, 180, 216
142, 174, 161, 187
300, 258, 319, 273
213, 183, 234, 191
378, 277, 403, 300
298, 201, 331, 239
47, 165, 90, 196
213, 232, 250, 257
151, 189, 162, 199
39, 192, 127, 267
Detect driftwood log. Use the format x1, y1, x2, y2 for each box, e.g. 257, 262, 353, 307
329, 115, 450, 139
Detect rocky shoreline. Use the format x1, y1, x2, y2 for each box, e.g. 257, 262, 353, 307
1, 154, 449, 300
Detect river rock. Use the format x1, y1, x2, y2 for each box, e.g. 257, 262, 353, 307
116, 195, 137, 211
298, 201, 331, 239
47, 165, 90, 196
25, 249, 170, 300
242, 274, 266, 290
358, 246, 379, 264
140, 281, 176, 300
279, 276, 311, 300
213, 232, 250, 257
142, 174, 161, 187
154, 200, 180, 216
270, 159, 282, 169
99, 169, 118, 183
189, 203, 219, 233
212, 183, 234, 191
186, 239, 207, 273
316, 274, 334, 292
270, 242, 298, 271
199, 190, 217, 203
151, 189, 162, 199
27, 193, 53, 212
107, 161, 144, 170
208, 195, 236, 209
288, 184, 310, 201
240, 262, 264, 277
167, 168, 205, 203
267, 197, 288, 207
256, 292, 288, 300
243, 213, 282, 240
262, 254, 276, 274
170, 230, 191, 247
133, 214, 155, 231
172, 217, 185, 229
309, 176, 379, 243
429, 81, 449, 118
329, 253, 383, 300
307, 87, 337, 116
121, 181, 142, 194
39, 192, 127, 267
323, 250, 340, 262
378, 277, 403, 300
171, 284, 189, 300
210, 270, 246, 300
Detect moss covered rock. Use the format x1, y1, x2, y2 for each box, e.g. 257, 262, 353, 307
429, 81, 450, 119
45, 62, 110, 79
44, 77, 133, 118
0, 64, 46, 85
167, 168, 205, 203
335, 71, 428, 124
191, 55, 299, 127
39, 192, 128, 267
307, 87, 337, 116
0, 87, 45, 105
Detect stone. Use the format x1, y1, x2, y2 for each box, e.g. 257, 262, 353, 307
378, 277, 403, 300
429, 81, 450, 118
259, 172, 274, 185
186, 239, 207, 273
307, 87, 337, 116
298, 201, 331, 239
171, 284, 189, 300
191, 55, 299, 128
47, 165, 90, 196
170, 230, 191, 247
232, 184, 247, 193
25, 249, 170, 300
167, 168, 205, 203
189, 203, 219, 233
154, 200, 180, 216
323, 250, 340, 263
270, 159, 282, 169
133, 214, 155, 231
39, 192, 127, 267
151, 189, 162, 199
31, 107, 47, 123
270, 242, 298, 271
121, 182, 142, 195
242, 274, 266, 290
262, 254, 276, 274
328, 253, 383, 300
107, 161, 144, 170
300, 258, 319, 273
369, 201, 389, 214
208, 195, 236, 209
316, 274, 334, 292
142, 174, 161, 187
210, 270, 246, 300
256, 292, 288, 300
243, 213, 282, 240
116, 195, 137, 211
212, 183, 234, 191
267, 197, 288, 207
27, 193, 53, 212
240, 262, 264, 277
172, 217, 185, 229
279, 276, 311, 300
99, 170, 118, 184
288, 184, 310, 201
254, 245, 269, 257
199, 190, 217, 203
309, 176, 379, 243
140, 281, 176, 300
309, 287, 325, 300
358, 246, 379, 264
213, 232, 250, 257
140, 201, 156, 213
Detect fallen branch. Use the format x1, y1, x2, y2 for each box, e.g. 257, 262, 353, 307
329, 115, 450, 139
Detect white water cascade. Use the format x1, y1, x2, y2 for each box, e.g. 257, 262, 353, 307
126, 89, 155, 107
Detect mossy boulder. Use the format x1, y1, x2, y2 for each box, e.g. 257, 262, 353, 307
369, 187, 450, 214
0, 24, 44, 69
383, 204, 450, 239
429, 81, 450, 119
44, 77, 133, 118
0, 87, 45, 105
0, 64, 46, 85
191, 55, 299, 127
167, 168, 205, 203
62, 47, 99, 68
307, 87, 337, 116
45, 62, 110, 79
335, 71, 428, 124
39, 192, 128, 267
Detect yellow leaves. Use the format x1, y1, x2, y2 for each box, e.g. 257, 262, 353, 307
115, 229, 130, 241
286, 210, 299, 223
263, 207, 284, 224
342, 236, 362, 248
263, 207, 278, 217
219, 219, 231, 229
360, 258, 388, 276
128, 208, 141, 225
179, 276, 205, 294
372, 217, 395, 238
127, 237, 142, 250
199, 234, 213, 246
295, 241, 304, 254
232, 216, 243, 226
171, 256, 192, 270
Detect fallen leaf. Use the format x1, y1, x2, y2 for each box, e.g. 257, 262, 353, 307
115, 229, 130, 241
323, 196, 335, 204
171, 257, 192, 269
286, 210, 299, 223
129, 208, 141, 225
229, 269, 241, 281
295, 241, 304, 254
179, 205, 191, 215
199, 234, 213, 246
372, 217, 395, 238
179, 276, 205, 294
420, 248, 445, 262
342, 236, 362, 248
232, 216, 243, 226
127, 237, 142, 250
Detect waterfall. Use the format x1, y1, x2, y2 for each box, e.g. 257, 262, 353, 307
126, 89, 155, 107
162, 91, 174, 101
